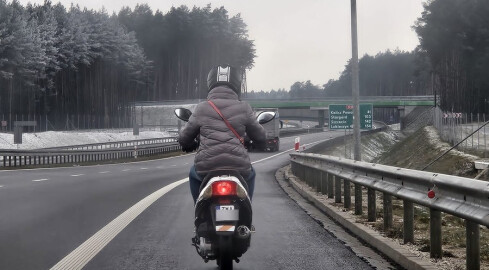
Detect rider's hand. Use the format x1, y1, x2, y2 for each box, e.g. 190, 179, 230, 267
181, 139, 199, 153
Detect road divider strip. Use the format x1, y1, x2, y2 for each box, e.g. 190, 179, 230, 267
50, 178, 188, 270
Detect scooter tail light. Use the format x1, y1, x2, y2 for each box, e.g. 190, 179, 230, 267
212, 181, 237, 196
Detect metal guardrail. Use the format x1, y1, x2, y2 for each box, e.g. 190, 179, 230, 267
290, 153, 489, 270
0, 125, 323, 168
41, 137, 178, 151
0, 140, 181, 168
279, 127, 324, 137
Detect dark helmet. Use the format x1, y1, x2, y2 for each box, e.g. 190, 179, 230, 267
207, 65, 242, 94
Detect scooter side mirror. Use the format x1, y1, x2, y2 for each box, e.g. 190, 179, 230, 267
257, 111, 276, 124
174, 108, 192, 122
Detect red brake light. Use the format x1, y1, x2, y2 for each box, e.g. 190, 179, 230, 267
212, 181, 237, 196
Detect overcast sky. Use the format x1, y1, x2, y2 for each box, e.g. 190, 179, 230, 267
18, 0, 426, 92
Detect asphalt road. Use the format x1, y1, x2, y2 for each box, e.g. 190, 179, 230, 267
0, 131, 376, 270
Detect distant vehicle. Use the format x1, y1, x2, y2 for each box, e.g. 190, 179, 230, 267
253, 108, 280, 152
314, 122, 329, 128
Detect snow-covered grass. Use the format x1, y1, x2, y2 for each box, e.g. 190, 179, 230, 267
0, 128, 175, 150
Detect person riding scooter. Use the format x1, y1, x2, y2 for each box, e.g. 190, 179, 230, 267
178, 65, 266, 203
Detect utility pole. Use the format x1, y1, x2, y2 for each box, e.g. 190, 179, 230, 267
351, 0, 363, 216
351, 0, 361, 162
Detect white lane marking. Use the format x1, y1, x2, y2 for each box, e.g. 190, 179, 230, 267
122, 169, 130, 172
140, 167, 148, 170
251, 138, 330, 164
50, 178, 188, 270
0, 185, 4, 188
70, 174, 84, 177
183, 163, 189, 165
32, 179, 49, 182
170, 165, 177, 167
99, 171, 110, 174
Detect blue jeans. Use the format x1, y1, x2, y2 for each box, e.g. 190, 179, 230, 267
189, 165, 256, 203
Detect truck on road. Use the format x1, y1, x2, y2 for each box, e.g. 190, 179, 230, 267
254, 108, 280, 152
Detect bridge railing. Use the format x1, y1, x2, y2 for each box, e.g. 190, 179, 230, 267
244, 95, 435, 102
0, 139, 181, 168
290, 152, 488, 270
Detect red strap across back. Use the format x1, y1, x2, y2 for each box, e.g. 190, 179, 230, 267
207, 100, 245, 145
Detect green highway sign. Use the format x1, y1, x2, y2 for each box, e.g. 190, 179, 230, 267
329, 104, 373, 130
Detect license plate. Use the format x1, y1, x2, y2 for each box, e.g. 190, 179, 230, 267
215, 205, 239, 221
216, 205, 234, 210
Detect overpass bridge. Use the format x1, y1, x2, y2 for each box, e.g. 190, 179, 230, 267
244, 95, 434, 109
245, 95, 435, 127
131, 96, 434, 129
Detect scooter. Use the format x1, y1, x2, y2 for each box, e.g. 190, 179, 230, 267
174, 108, 275, 270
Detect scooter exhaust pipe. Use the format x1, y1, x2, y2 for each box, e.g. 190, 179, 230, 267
236, 225, 251, 239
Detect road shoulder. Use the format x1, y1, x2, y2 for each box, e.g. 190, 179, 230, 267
275, 165, 437, 270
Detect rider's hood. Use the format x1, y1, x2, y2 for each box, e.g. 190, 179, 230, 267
207, 86, 239, 101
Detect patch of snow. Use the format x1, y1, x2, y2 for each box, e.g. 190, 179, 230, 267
389, 123, 400, 130
437, 122, 489, 152
425, 126, 479, 160
0, 128, 174, 150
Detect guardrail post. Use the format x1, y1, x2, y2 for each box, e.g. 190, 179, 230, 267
304, 167, 311, 187
383, 193, 392, 230
430, 208, 442, 259
335, 176, 341, 203
368, 188, 376, 222
327, 173, 334, 198
309, 168, 315, 187
344, 180, 351, 209
320, 171, 327, 195
466, 220, 480, 270
315, 169, 321, 193
403, 200, 414, 244
296, 163, 302, 179
355, 184, 362, 215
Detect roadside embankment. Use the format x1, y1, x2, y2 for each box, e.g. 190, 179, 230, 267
282, 125, 489, 270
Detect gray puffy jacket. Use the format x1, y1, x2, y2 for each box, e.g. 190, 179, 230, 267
178, 86, 266, 175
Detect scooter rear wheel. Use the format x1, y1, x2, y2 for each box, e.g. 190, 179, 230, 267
217, 236, 233, 270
